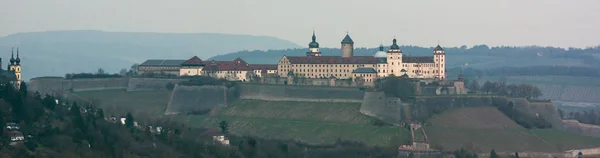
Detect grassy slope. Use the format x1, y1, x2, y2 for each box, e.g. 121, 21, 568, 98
73, 91, 410, 147
73, 90, 600, 150
426, 107, 600, 152
73, 89, 171, 118
184, 100, 411, 147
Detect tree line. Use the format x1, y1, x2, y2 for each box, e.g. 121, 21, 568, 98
561, 109, 600, 126
454, 66, 600, 78
468, 80, 542, 100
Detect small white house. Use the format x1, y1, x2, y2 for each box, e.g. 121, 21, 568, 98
213, 135, 230, 145
5, 122, 19, 130
8, 131, 24, 145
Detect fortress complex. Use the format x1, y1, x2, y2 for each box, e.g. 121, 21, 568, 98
138, 56, 277, 82
278, 31, 447, 86
138, 30, 449, 88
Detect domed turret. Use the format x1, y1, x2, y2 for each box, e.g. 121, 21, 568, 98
374, 44, 386, 58
308, 30, 319, 48
15, 48, 21, 65
390, 38, 400, 50
9, 49, 15, 65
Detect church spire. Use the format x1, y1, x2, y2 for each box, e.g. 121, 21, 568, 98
308, 30, 320, 49
10, 47, 15, 65
16, 47, 21, 65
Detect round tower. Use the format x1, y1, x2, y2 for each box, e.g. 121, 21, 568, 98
341, 33, 354, 57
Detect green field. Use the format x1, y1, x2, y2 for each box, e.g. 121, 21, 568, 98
425, 107, 600, 152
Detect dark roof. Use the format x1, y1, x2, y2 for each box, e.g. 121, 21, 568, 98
309, 31, 319, 48
202, 58, 250, 71
434, 45, 444, 51
390, 38, 400, 50
181, 56, 204, 66
249, 64, 277, 70
341, 34, 354, 44
140, 60, 186, 67
402, 56, 434, 63
286, 56, 377, 64
377, 57, 387, 64
352, 67, 377, 73
7, 131, 23, 137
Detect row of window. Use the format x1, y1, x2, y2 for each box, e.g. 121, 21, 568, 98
293, 73, 349, 78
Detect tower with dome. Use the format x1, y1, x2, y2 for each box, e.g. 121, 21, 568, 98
0, 47, 23, 89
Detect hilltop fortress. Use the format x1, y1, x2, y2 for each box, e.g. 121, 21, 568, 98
135, 31, 453, 89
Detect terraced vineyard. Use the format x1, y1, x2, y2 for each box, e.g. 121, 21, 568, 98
181, 99, 412, 147
73, 89, 172, 118
425, 107, 600, 152
212, 100, 373, 124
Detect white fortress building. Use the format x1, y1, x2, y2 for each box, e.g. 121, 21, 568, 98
278, 31, 447, 85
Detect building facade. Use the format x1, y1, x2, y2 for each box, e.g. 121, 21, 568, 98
277, 32, 447, 85
139, 56, 278, 82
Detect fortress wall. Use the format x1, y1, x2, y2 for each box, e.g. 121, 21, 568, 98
69, 78, 129, 92
238, 84, 364, 103
28, 77, 69, 95
359, 92, 403, 125
165, 85, 237, 115
127, 77, 187, 91
561, 120, 600, 138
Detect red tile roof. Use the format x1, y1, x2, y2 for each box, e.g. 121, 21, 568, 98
402, 56, 434, 63
182, 56, 204, 66
203, 59, 251, 71
286, 56, 377, 64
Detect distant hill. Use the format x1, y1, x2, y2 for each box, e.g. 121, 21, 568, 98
211, 45, 600, 69
0, 30, 301, 80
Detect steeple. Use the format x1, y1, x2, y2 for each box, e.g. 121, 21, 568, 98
308, 29, 319, 48
341, 32, 354, 44
15, 47, 20, 65
379, 44, 384, 51
10, 47, 15, 65
390, 38, 400, 50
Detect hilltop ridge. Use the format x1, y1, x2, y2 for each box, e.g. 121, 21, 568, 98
0, 30, 301, 80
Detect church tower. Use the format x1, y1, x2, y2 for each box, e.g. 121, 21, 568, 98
341, 32, 354, 57
306, 30, 322, 56
9, 48, 22, 88
433, 43, 446, 80
386, 38, 403, 76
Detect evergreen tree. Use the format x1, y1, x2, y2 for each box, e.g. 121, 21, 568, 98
490, 149, 499, 158
19, 82, 28, 98
469, 80, 480, 93
125, 112, 135, 128
219, 120, 229, 134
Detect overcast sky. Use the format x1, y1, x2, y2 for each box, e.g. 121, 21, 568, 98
1, 0, 599, 48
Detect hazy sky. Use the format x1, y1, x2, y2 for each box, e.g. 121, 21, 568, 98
2, 0, 599, 48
